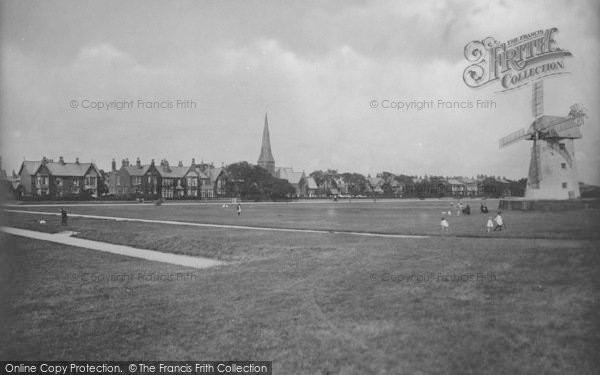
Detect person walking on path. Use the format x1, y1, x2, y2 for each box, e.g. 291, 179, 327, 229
237, 203, 241, 216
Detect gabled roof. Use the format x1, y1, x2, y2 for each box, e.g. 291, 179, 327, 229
368, 177, 383, 187
198, 170, 210, 179
19, 160, 100, 177
46, 162, 99, 177
157, 165, 189, 178
19, 161, 42, 176
207, 167, 224, 183
276, 167, 304, 184
123, 165, 150, 177
306, 177, 318, 189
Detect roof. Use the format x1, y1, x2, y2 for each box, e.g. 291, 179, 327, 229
368, 177, 383, 187
191, 166, 210, 179
46, 162, 99, 177
447, 178, 464, 185
257, 114, 275, 164
157, 165, 189, 178
20, 160, 99, 177
123, 165, 150, 177
306, 177, 318, 189
19, 161, 42, 176
207, 167, 224, 183
276, 167, 304, 184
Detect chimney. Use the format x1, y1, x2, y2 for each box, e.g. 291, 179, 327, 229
136, 157, 141, 168
125, 158, 129, 167
59, 156, 65, 165
121, 159, 127, 168
111, 159, 116, 171
75, 157, 79, 164
151, 159, 155, 165
191, 158, 196, 166
42, 156, 47, 164
178, 161, 183, 167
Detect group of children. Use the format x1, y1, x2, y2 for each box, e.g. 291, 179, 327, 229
441, 201, 504, 233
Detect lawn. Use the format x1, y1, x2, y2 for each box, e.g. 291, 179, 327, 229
5, 199, 600, 239
1, 201, 599, 374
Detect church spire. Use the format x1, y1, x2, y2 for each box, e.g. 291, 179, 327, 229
257, 113, 275, 175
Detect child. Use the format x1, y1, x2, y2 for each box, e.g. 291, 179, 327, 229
493, 212, 504, 231
440, 216, 449, 232
486, 216, 493, 232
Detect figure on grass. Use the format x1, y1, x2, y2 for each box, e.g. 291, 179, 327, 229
493, 212, 504, 231
60, 208, 68, 226
440, 216, 449, 232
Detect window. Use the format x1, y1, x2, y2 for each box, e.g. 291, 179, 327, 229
116, 176, 121, 185
562, 182, 567, 189
559, 143, 566, 150
561, 163, 566, 169
73, 178, 80, 186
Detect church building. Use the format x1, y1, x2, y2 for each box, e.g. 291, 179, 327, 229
257, 113, 276, 175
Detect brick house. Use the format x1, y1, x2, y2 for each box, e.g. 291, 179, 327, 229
17, 156, 101, 199
115, 158, 159, 199
157, 159, 189, 199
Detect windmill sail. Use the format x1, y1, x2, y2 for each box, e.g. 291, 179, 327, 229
499, 128, 527, 148
532, 80, 543, 118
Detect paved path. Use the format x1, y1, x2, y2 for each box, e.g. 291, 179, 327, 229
1, 226, 224, 269
4, 209, 429, 239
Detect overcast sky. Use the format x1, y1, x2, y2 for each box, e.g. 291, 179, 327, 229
1, 0, 599, 183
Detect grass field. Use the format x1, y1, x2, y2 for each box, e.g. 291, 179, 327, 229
1, 200, 599, 374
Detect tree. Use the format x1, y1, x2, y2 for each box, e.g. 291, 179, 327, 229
226, 162, 295, 201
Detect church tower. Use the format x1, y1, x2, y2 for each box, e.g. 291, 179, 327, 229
257, 113, 276, 175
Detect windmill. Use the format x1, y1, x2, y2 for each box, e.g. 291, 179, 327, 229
499, 80, 587, 199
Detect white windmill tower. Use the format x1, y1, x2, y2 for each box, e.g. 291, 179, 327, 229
499, 81, 587, 199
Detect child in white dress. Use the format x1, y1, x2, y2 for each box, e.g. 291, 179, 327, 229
441, 217, 449, 232
486, 216, 493, 232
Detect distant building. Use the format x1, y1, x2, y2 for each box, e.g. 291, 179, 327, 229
157, 159, 189, 199
17, 156, 101, 199
114, 157, 159, 199
275, 167, 305, 196
257, 113, 276, 175
302, 176, 319, 197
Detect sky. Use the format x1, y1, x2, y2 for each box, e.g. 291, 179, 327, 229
1, 0, 599, 183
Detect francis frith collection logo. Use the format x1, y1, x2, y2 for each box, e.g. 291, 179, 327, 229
463, 27, 572, 91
